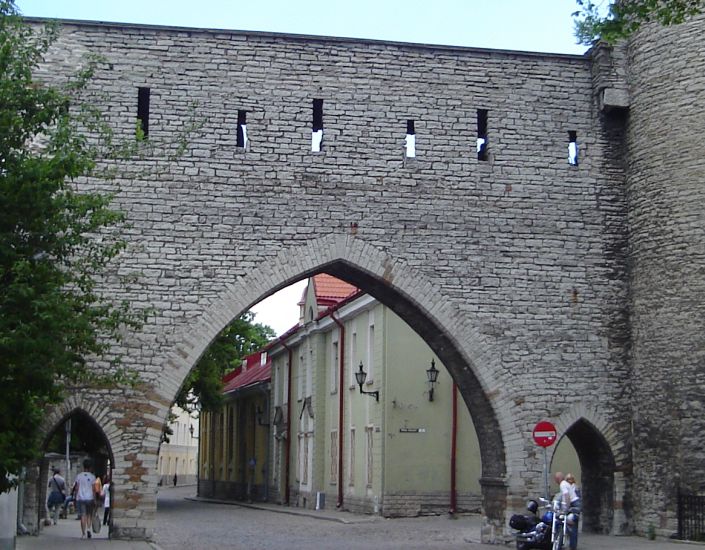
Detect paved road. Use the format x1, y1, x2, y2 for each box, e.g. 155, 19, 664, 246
17, 486, 703, 549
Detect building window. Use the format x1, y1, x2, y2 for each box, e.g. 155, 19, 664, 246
331, 338, 339, 393
349, 330, 357, 387
568, 130, 579, 165
227, 406, 234, 469
298, 354, 304, 400
330, 430, 338, 484
405, 119, 416, 158
367, 312, 375, 383
366, 426, 374, 488
236, 109, 248, 148
312, 98, 323, 152
477, 109, 488, 161
303, 433, 310, 485
349, 427, 355, 487
137, 87, 150, 138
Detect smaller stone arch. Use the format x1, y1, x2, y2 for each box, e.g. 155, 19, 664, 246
550, 404, 629, 534
23, 400, 117, 535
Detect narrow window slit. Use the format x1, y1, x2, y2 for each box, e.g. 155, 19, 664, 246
405, 119, 416, 158
236, 110, 248, 148
137, 87, 150, 138
477, 109, 488, 161
312, 99, 323, 152
568, 131, 578, 165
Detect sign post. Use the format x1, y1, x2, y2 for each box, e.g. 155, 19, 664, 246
532, 421, 557, 499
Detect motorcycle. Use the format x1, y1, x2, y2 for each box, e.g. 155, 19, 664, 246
510, 496, 580, 550
508, 498, 553, 550
548, 497, 580, 550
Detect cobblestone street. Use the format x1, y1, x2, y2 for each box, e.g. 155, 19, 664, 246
16, 486, 700, 549
155, 486, 482, 549
153, 487, 699, 550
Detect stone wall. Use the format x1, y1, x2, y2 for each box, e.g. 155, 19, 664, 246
27, 18, 636, 541
625, 14, 705, 537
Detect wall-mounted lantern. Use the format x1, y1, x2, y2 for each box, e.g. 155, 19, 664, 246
426, 359, 439, 402
355, 362, 379, 402
189, 424, 198, 439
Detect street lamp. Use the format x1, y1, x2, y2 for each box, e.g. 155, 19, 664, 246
426, 359, 439, 402
355, 362, 379, 402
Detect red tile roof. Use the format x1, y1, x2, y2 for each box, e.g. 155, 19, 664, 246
313, 274, 358, 307
222, 351, 271, 393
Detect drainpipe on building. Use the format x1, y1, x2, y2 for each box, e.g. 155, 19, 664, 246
450, 382, 458, 515
210, 410, 216, 497
282, 341, 293, 505
331, 312, 345, 509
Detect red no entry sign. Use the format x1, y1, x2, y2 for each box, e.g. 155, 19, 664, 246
533, 421, 557, 447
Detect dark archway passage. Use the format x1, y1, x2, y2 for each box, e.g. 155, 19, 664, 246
30, 409, 115, 535
555, 418, 616, 534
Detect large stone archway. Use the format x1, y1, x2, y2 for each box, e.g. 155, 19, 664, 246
150, 234, 517, 540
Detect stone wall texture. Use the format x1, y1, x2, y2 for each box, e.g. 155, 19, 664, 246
625, 15, 705, 536
23, 13, 705, 542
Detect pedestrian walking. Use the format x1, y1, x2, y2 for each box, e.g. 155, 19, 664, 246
173, 473, 177, 487
74, 459, 96, 539
102, 476, 111, 526
46, 468, 66, 525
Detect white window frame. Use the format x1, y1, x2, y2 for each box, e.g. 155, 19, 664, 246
367, 311, 375, 384
349, 329, 357, 388
331, 334, 339, 394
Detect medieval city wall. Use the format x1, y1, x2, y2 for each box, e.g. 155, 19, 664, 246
30, 19, 633, 541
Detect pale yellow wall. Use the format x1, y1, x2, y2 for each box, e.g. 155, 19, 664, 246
158, 405, 198, 479
383, 309, 481, 495
198, 392, 269, 485
337, 304, 384, 501
549, 436, 582, 495
264, 290, 483, 509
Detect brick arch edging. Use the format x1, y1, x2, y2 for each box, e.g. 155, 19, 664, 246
153, 233, 523, 481
40, 394, 124, 462
549, 402, 632, 534
549, 402, 628, 468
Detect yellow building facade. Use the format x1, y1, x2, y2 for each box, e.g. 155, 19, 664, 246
200, 275, 485, 516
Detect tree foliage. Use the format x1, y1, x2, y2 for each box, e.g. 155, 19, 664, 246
574, 0, 705, 44
175, 312, 275, 414
0, 1, 144, 492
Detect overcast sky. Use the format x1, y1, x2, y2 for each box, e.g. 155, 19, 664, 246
15, 0, 587, 335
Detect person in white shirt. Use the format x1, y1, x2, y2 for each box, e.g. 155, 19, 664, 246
102, 477, 111, 526
74, 459, 97, 539
554, 472, 581, 550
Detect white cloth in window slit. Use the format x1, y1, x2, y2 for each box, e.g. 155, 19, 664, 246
312, 129, 323, 152
405, 133, 416, 157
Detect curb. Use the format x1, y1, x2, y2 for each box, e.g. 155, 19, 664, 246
184, 496, 378, 524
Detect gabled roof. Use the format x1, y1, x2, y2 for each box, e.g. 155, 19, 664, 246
222, 351, 271, 394
312, 273, 358, 307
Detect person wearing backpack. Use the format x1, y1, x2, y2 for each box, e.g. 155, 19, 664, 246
46, 467, 66, 525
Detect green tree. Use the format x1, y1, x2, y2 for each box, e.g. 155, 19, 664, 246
175, 312, 275, 414
0, 1, 144, 492
574, 0, 705, 45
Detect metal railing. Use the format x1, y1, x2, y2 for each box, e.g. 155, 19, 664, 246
678, 490, 705, 541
